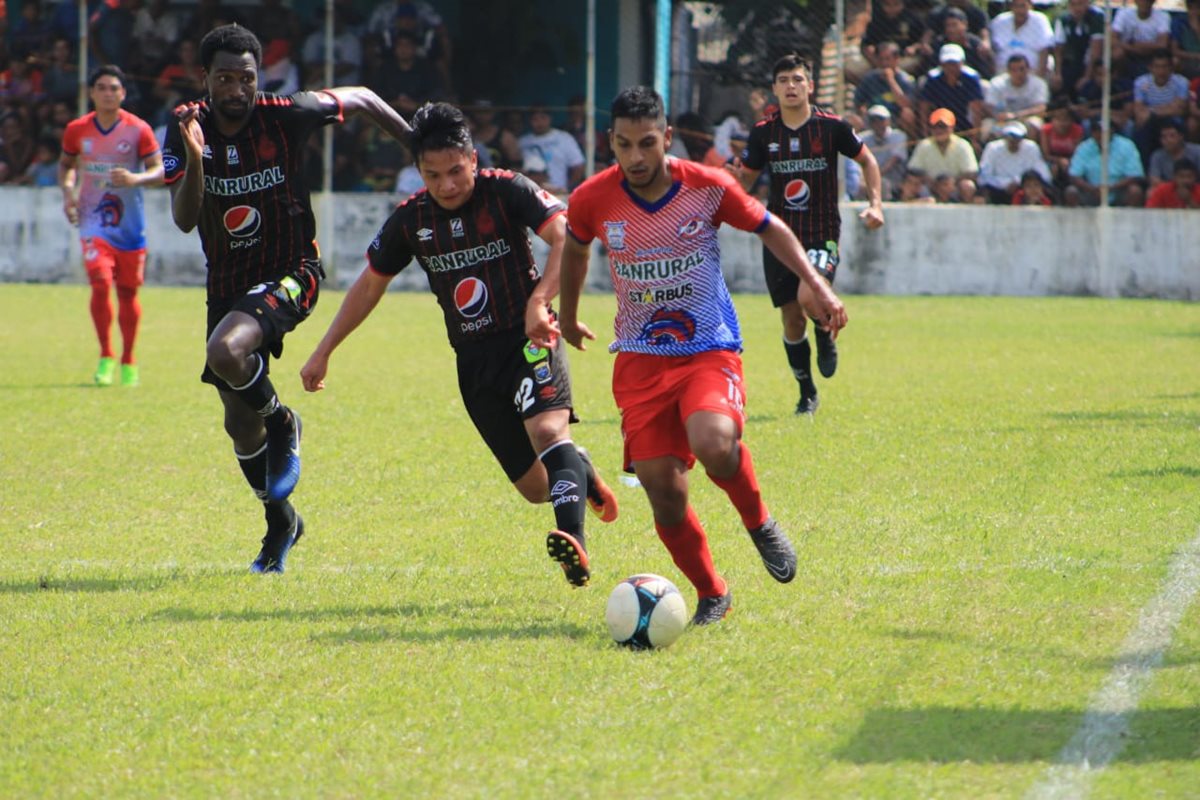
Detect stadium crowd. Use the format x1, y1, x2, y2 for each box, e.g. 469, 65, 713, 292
1, 0, 1198, 208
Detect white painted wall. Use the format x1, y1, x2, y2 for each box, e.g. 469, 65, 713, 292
2, 188, 1196, 301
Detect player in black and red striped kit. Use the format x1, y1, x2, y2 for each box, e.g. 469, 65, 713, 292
301, 102, 618, 589
731, 54, 885, 415
164, 25, 411, 573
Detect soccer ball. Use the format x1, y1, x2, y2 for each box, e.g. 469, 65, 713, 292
605, 573, 688, 650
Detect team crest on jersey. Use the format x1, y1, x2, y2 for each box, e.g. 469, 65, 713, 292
82, 139, 93, 155
417, 227, 434, 241
116, 140, 132, 154
226, 145, 240, 165
223, 205, 261, 237
768, 142, 780, 153
789, 137, 800, 153
604, 221, 627, 252
454, 277, 489, 318
257, 134, 277, 161
784, 179, 810, 210
810, 136, 824, 155
640, 308, 697, 346
677, 216, 706, 239
451, 217, 464, 238
95, 193, 124, 227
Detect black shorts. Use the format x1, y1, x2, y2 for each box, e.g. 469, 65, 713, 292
202, 259, 324, 391
763, 239, 839, 308
456, 327, 577, 483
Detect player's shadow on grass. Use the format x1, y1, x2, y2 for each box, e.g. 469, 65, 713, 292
1047, 410, 1200, 427
310, 620, 593, 645
0, 572, 200, 594
834, 706, 1200, 763
0, 383, 103, 390
144, 602, 492, 624
1112, 465, 1200, 479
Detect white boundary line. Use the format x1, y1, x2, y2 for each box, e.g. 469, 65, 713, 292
1027, 527, 1200, 800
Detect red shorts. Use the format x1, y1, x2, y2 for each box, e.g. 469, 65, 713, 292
83, 237, 145, 289
612, 349, 747, 471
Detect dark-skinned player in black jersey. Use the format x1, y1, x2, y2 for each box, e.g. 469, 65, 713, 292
164, 24, 412, 573
300, 102, 618, 589
728, 54, 885, 416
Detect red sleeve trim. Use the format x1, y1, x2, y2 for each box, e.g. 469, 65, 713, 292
534, 209, 565, 237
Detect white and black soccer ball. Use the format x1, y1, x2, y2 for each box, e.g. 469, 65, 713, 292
605, 573, 688, 650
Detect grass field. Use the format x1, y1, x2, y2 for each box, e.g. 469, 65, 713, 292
1, 284, 1197, 799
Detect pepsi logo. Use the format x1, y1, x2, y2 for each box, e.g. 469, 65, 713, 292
784, 179, 810, 210
223, 205, 261, 237
454, 277, 489, 318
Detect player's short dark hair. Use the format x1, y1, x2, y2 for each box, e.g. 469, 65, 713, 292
409, 102, 474, 162
88, 65, 126, 88
610, 86, 665, 126
772, 53, 812, 81
199, 24, 262, 71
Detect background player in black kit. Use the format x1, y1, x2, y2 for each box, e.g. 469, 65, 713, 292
163, 25, 412, 573
300, 102, 618, 588
730, 54, 885, 416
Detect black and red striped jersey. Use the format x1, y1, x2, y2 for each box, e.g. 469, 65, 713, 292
367, 169, 566, 351
741, 107, 863, 246
162, 91, 343, 299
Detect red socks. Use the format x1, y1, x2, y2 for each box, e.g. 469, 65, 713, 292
655, 506, 727, 598
116, 287, 141, 365
90, 283, 114, 358
706, 442, 769, 531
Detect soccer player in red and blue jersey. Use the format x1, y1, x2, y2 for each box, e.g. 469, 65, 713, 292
558, 86, 848, 625
301, 102, 618, 588
59, 66, 163, 388
732, 54, 885, 415
164, 25, 411, 573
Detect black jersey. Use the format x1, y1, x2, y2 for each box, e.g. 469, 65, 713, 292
367, 169, 566, 351
741, 108, 863, 246
162, 91, 342, 299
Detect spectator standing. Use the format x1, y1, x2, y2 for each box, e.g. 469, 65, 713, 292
854, 41, 919, 135
58, 66, 163, 387
1040, 101, 1084, 188
908, 107, 979, 197
989, 0, 1055, 78
918, 43, 985, 141
1145, 157, 1200, 207
1131, 50, 1190, 165
977, 120, 1052, 202
1146, 120, 1200, 186
859, 104, 909, 199
1112, 0, 1172, 80
518, 105, 585, 194
1053, 0, 1105, 96
861, 0, 932, 74
1172, 0, 1200, 81
983, 53, 1050, 141
1066, 121, 1146, 206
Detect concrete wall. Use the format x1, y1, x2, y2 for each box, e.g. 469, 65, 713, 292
2, 188, 1196, 301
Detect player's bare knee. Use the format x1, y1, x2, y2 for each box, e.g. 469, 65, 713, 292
691, 434, 739, 475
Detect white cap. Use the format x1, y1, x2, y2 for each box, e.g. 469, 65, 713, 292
866, 104, 891, 119
1001, 120, 1026, 138
939, 43, 966, 63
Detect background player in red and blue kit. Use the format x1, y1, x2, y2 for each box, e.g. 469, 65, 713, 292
558, 86, 847, 626
164, 25, 411, 574
732, 54, 885, 416
59, 66, 163, 388
301, 102, 618, 588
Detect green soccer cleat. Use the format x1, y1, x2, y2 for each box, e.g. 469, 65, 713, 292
94, 357, 116, 386
120, 363, 139, 387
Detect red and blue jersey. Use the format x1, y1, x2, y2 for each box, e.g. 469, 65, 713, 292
61, 109, 159, 251
567, 157, 769, 356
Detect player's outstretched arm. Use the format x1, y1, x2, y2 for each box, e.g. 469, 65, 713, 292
526, 215, 567, 349
301, 267, 393, 392
758, 215, 848, 337
324, 87, 413, 146
557, 236, 596, 351
170, 103, 206, 232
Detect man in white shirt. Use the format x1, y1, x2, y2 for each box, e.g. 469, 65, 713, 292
989, 0, 1055, 77
518, 106, 585, 194
858, 105, 909, 199
978, 120, 1052, 202
983, 53, 1050, 140
1112, 0, 1172, 78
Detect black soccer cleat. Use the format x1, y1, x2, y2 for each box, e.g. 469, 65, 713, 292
266, 409, 302, 502
748, 517, 797, 583
546, 530, 590, 587
795, 394, 820, 417
691, 590, 732, 626
814, 328, 838, 378
250, 514, 304, 574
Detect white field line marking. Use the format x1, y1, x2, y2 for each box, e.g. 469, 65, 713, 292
1027, 527, 1200, 800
